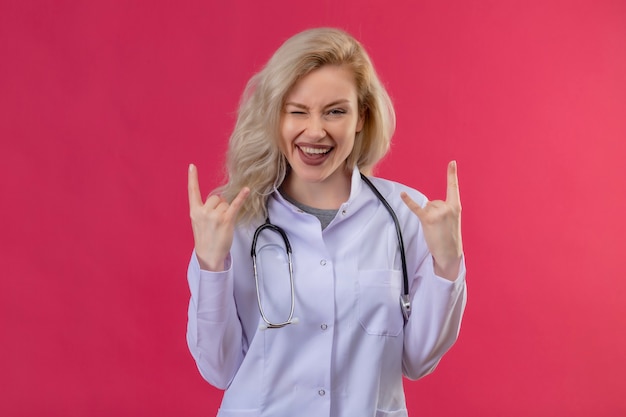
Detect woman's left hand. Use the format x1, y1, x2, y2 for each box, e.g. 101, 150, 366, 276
401, 161, 463, 280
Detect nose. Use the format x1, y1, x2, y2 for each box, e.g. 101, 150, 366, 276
304, 116, 326, 140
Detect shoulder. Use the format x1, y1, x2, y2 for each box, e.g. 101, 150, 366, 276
364, 175, 428, 208
358, 174, 428, 236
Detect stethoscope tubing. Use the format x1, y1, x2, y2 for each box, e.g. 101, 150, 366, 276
251, 173, 412, 328
251, 223, 296, 328
359, 174, 411, 322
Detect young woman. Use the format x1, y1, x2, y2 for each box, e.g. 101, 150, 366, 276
186, 27, 466, 416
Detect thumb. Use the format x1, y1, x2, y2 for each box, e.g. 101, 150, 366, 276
401, 191, 425, 219
226, 187, 251, 220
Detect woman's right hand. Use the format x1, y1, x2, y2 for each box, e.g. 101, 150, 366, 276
187, 164, 250, 271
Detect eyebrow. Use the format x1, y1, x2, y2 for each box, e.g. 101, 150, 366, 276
284, 99, 352, 110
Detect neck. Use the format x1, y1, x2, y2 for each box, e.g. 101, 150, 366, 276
281, 169, 352, 210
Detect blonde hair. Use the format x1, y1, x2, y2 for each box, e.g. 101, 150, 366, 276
217, 27, 396, 224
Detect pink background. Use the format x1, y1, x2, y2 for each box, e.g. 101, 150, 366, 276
1, 1, 625, 415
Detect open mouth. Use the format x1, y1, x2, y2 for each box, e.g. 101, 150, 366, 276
298, 146, 332, 156
296, 145, 333, 165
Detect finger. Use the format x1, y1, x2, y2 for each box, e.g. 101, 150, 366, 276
225, 187, 251, 220
188, 164, 203, 208
446, 160, 461, 207
400, 191, 425, 219
205, 194, 226, 210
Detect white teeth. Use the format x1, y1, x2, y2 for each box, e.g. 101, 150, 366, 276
300, 146, 330, 155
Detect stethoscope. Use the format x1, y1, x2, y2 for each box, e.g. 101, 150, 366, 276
251, 173, 411, 329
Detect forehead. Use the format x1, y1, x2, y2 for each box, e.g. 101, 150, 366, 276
284, 65, 358, 105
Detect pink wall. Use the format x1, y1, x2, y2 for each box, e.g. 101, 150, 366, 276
1, 1, 625, 415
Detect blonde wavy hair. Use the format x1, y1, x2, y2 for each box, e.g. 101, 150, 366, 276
217, 27, 396, 224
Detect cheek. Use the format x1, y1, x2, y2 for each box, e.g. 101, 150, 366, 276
341, 123, 359, 144
278, 120, 290, 145
280, 119, 298, 141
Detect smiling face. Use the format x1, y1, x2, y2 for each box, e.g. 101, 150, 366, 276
279, 65, 364, 198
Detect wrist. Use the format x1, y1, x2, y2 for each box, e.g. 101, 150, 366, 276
433, 255, 462, 281
196, 252, 226, 272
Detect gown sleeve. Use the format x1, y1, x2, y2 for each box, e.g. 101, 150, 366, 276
186, 251, 244, 389
402, 253, 467, 379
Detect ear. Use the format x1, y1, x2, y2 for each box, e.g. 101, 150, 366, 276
356, 110, 365, 133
